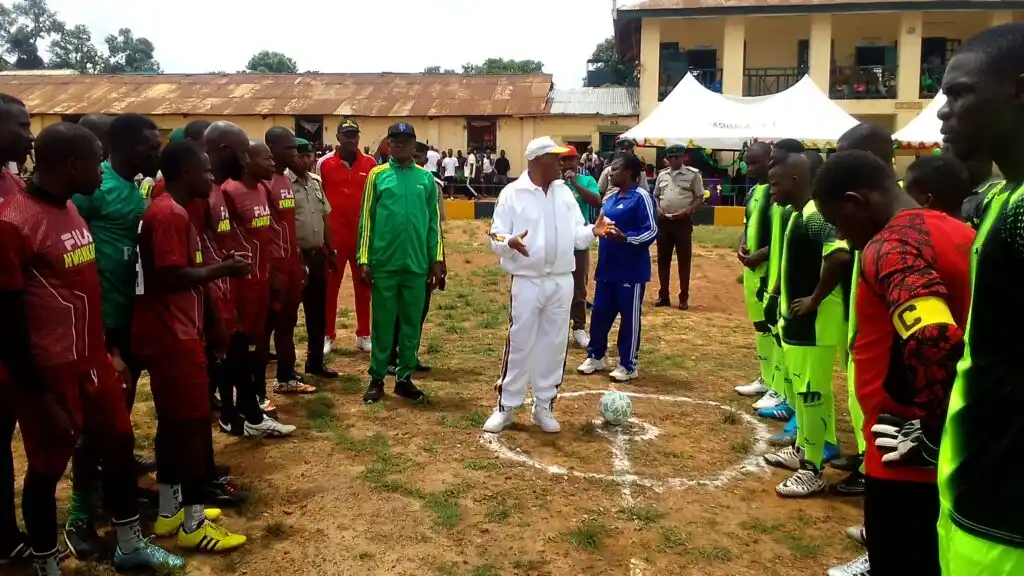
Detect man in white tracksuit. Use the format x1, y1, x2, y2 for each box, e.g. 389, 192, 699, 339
483, 136, 612, 434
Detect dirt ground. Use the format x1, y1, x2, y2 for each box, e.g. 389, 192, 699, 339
13, 221, 865, 576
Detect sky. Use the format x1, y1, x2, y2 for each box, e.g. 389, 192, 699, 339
44, 0, 618, 87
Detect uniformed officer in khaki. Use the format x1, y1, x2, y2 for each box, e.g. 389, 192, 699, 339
653, 144, 704, 310
290, 138, 338, 377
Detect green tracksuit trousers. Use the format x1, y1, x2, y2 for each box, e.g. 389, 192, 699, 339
369, 271, 428, 381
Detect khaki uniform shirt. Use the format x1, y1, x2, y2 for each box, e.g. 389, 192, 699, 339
654, 166, 704, 214
289, 169, 332, 250
598, 164, 650, 199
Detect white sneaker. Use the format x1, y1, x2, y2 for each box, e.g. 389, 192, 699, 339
323, 336, 334, 356
827, 554, 871, 576
845, 525, 867, 547
775, 466, 826, 498
572, 329, 590, 348
752, 389, 785, 410
244, 415, 296, 438
482, 408, 516, 433
735, 376, 768, 396
609, 365, 638, 382
531, 404, 561, 433
356, 336, 372, 353
763, 445, 803, 471
577, 357, 606, 375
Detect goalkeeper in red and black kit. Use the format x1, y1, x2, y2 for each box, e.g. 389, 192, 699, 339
813, 150, 974, 576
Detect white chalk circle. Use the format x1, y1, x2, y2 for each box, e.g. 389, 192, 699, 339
479, 390, 772, 491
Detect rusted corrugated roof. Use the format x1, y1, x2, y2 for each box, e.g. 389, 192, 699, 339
621, 0, 1006, 9
0, 73, 554, 117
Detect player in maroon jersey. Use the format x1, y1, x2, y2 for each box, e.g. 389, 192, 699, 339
221, 139, 297, 436
0, 123, 183, 575
0, 93, 33, 565
262, 127, 317, 392
135, 141, 250, 551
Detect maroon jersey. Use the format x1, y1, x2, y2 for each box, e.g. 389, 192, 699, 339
222, 179, 272, 281
265, 172, 298, 262
0, 167, 25, 203
133, 194, 205, 356
0, 186, 105, 370
194, 184, 236, 333
854, 209, 974, 483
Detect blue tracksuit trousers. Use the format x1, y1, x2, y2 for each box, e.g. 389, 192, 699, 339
586, 280, 646, 371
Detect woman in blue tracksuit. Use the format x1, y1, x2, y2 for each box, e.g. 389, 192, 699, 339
576, 153, 658, 382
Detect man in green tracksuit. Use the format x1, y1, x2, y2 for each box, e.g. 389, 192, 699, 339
764, 152, 850, 499
357, 122, 443, 405
734, 143, 778, 404
64, 113, 162, 558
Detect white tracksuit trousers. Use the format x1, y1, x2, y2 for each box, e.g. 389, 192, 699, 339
497, 273, 574, 411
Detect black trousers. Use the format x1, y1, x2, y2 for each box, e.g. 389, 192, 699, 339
656, 215, 694, 304
390, 285, 433, 365
864, 475, 940, 576
221, 333, 264, 426
155, 420, 211, 506
302, 248, 328, 368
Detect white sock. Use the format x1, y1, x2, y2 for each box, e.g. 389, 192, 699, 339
183, 505, 206, 533
114, 516, 145, 554
157, 483, 182, 518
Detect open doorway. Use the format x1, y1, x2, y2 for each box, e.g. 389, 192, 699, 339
467, 117, 497, 155
295, 115, 324, 149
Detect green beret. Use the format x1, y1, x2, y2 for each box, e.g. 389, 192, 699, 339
665, 144, 686, 157
296, 138, 313, 154
168, 127, 186, 143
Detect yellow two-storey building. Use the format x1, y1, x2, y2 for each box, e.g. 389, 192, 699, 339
616, 0, 1024, 133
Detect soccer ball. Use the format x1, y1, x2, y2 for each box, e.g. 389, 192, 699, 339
600, 391, 633, 425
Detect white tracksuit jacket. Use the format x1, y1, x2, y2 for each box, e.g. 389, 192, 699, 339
489, 171, 596, 410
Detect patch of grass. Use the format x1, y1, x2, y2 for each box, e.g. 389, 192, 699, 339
510, 559, 547, 574
356, 551, 375, 561
777, 533, 823, 558
263, 520, 288, 537
423, 488, 463, 529
443, 322, 465, 335
462, 458, 503, 472
693, 225, 740, 249
721, 409, 742, 425
579, 421, 601, 437
566, 517, 612, 553
337, 372, 364, 395
731, 437, 753, 454
470, 565, 499, 576
305, 393, 336, 422
424, 337, 443, 355
657, 526, 688, 552
437, 410, 487, 429
620, 504, 667, 525
741, 518, 781, 535
485, 498, 517, 524
435, 561, 459, 576
688, 545, 733, 563
366, 401, 386, 415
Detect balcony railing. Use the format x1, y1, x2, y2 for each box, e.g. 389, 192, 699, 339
829, 65, 897, 100
743, 67, 805, 97
659, 68, 723, 100
920, 63, 944, 99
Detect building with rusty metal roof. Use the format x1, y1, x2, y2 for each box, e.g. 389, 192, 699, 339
0, 72, 638, 175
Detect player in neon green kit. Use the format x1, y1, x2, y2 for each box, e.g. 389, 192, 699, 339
763, 152, 849, 498
734, 143, 779, 404
357, 122, 444, 405
936, 23, 1024, 575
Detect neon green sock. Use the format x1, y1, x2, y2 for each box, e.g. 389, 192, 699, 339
755, 331, 774, 386
66, 489, 92, 524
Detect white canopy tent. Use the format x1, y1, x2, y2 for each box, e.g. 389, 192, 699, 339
892, 93, 945, 148
621, 74, 860, 149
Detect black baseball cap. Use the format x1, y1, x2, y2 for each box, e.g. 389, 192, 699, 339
388, 122, 416, 139
338, 119, 360, 133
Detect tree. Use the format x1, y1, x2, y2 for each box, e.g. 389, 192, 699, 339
245, 50, 298, 74
104, 27, 161, 74
585, 36, 637, 87
0, 0, 65, 70
48, 23, 105, 73
423, 65, 457, 74
460, 58, 544, 75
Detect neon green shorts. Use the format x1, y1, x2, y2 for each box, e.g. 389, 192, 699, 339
939, 506, 1024, 575
743, 267, 767, 323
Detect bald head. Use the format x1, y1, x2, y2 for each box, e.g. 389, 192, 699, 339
33, 122, 104, 199
204, 121, 249, 182
246, 139, 275, 181
265, 126, 297, 174
78, 114, 113, 159
837, 123, 894, 164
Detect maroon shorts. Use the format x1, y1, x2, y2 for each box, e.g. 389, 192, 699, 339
142, 341, 211, 422
234, 279, 271, 339
270, 257, 306, 313
15, 356, 133, 476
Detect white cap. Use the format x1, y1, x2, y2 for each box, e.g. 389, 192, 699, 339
524, 136, 570, 161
